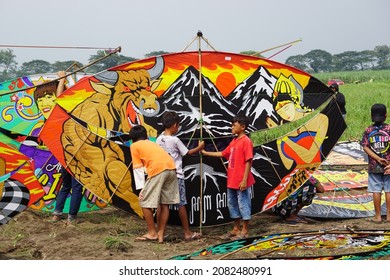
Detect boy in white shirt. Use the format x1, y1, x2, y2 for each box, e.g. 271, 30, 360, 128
157, 111, 204, 241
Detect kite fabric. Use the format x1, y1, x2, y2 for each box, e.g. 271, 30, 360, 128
0, 142, 45, 225
39, 51, 345, 226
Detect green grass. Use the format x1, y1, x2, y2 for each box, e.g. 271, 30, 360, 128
337, 81, 390, 141
104, 236, 132, 252
251, 70, 390, 145
315, 69, 390, 84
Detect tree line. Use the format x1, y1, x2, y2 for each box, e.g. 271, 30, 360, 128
1, 46, 389, 82
286, 45, 390, 73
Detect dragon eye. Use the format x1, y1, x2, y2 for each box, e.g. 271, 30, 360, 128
123, 86, 131, 92
145, 86, 151, 91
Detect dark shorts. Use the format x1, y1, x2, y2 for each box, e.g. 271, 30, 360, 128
272, 183, 316, 218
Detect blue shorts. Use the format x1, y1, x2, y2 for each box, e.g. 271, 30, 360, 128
227, 187, 252, 221
368, 173, 390, 193
176, 178, 187, 207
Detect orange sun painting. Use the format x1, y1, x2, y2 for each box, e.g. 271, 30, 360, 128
215, 71, 237, 97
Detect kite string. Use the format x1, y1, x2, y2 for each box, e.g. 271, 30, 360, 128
260, 145, 282, 182
202, 125, 228, 172
320, 173, 375, 215
181, 31, 217, 52
326, 189, 337, 218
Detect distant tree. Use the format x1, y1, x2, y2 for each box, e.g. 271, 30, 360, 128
354, 50, 377, 70
285, 55, 310, 72
332, 51, 360, 71
304, 49, 332, 73
51, 60, 84, 72
240, 51, 264, 58
0, 49, 18, 81
144, 51, 170, 58
374, 45, 390, 69
19, 60, 52, 75
87, 50, 137, 73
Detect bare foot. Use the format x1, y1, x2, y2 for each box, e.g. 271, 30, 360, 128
184, 232, 202, 241
371, 217, 382, 223
228, 229, 240, 236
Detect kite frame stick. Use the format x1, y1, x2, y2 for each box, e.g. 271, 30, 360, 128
197, 31, 204, 234
0, 46, 122, 97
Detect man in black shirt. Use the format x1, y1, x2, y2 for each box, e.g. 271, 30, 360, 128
330, 83, 346, 119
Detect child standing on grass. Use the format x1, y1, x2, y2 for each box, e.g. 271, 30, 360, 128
360, 103, 390, 223
129, 125, 179, 243
156, 111, 205, 241
202, 115, 255, 239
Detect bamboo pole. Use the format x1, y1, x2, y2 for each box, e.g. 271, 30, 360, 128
197, 31, 204, 234
0, 46, 122, 97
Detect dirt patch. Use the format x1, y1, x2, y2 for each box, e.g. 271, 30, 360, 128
1, 206, 390, 260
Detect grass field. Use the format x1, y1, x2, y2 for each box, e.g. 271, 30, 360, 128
316, 70, 390, 141
251, 70, 390, 145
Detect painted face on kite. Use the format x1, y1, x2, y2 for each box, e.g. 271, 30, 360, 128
277, 101, 296, 121
36, 92, 57, 119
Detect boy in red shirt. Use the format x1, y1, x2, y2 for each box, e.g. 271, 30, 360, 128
202, 115, 255, 239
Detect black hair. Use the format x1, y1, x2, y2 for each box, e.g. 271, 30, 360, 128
129, 125, 148, 142
161, 111, 180, 129
232, 114, 250, 129
329, 83, 339, 92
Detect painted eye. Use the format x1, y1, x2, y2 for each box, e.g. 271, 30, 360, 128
145, 86, 151, 91
123, 86, 131, 92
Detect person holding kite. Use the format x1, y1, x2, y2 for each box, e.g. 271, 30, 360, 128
329, 83, 347, 119
156, 111, 204, 241
360, 103, 390, 223
202, 115, 255, 239
129, 125, 180, 243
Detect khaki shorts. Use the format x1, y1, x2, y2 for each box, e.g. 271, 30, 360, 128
139, 170, 179, 208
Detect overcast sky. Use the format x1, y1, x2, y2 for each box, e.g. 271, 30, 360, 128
1, 0, 389, 65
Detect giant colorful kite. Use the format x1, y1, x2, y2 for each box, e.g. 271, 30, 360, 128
0, 73, 106, 224
0, 141, 44, 224
39, 50, 346, 226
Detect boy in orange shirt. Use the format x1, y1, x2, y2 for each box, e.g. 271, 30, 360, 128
129, 125, 179, 243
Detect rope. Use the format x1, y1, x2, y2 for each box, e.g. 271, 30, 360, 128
320, 173, 375, 215
181, 30, 217, 52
